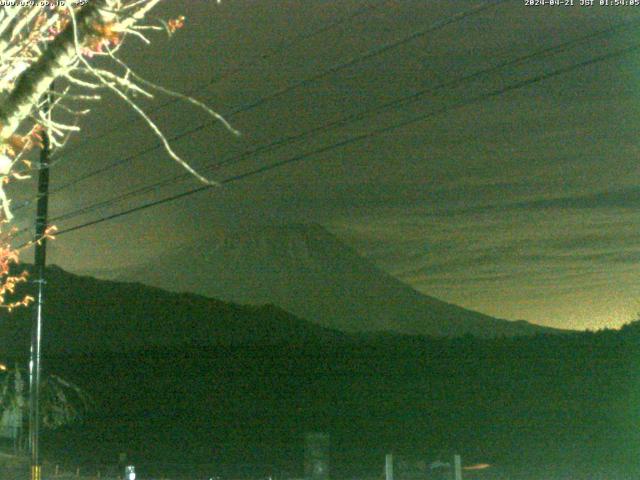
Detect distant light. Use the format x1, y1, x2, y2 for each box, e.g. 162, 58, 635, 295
125, 465, 136, 480
0, 364, 7, 371
464, 463, 491, 471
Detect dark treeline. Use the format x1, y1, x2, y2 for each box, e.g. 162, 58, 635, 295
32, 323, 640, 480
0, 267, 637, 479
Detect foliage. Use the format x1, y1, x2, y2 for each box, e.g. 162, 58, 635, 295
0, 364, 91, 452
0, 1, 235, 309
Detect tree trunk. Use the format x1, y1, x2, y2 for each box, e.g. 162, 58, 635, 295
0, 0, 117, 140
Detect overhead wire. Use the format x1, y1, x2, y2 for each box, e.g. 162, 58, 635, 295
32, 14, 640, 232
8, 0, 510, 247
37, 0, 504, 198
45, 1, 384, 169
49, 40, 640, 239
9, 1, 385, 215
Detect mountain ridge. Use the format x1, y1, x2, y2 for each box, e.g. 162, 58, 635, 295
0, 265, 349, 356
118, 223, 565, 337
0, 266, 632, 479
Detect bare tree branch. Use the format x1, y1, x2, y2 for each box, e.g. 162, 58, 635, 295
0, 0, 119, 140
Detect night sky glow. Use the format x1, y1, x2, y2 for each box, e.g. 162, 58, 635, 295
12, 0, 640, 331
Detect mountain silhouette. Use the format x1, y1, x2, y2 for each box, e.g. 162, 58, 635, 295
0, 265, 347, 356
0, 266, 634, 479
121, 223, 562, 337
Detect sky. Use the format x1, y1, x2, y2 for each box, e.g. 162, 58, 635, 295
10, 0, 640, 331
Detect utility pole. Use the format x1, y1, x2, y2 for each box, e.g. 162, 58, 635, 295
453, 454, 462, 480
385, 454, 394, 480
29, 86, 52, 480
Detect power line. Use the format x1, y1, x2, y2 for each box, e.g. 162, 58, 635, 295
41, 0, 504, 198
12, 1, 502, 223
38, 15, 640, 229
8, 13, 636, 245
46, 2, 382, 168
221, 0, 505, 116
51, 41, 640, 239
11, 0, 500, 219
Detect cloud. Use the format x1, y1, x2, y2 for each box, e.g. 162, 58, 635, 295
442, 186, 640, 217
330, 204, 640, 329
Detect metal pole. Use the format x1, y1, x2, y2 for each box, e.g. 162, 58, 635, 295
453, 454, 462, 480
29, 86, 52, 480
385, 454, 394, 480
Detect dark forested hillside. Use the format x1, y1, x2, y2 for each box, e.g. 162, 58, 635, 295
0, 265, 348, 355
0, 266, 636, 479
38, 325, 640, 480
